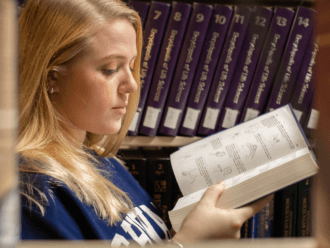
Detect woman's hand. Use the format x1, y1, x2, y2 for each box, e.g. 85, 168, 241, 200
172, 181, 273, 244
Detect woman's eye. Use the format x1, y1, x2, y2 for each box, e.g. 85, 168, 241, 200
102, 69, 117, 76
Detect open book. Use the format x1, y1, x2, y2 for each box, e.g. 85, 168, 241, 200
168, 104, 319, 232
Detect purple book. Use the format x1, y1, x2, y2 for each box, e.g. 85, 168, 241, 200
179, 4, 234, 137
197, 5, 253, 137
138, 1, 192, 137
265, 6, 315, 113
290, 32, 318, 124
158, 2, 213, 136
128, 0, 150, 27
239, 7, 295, 123
216, 6, 273, 132
127, 1, 170, 136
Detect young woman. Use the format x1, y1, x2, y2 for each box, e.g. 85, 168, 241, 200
18, 0, 272, 246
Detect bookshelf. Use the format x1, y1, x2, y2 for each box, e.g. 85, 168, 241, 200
121, 0, 323, 244
136, 0, 315, 8
0, 0, 328, 247
125, 0, 318, 145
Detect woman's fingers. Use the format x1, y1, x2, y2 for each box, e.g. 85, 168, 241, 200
199, 181, 226, 206
235, 194, 274, 221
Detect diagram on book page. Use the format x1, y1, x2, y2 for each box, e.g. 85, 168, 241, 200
230, 132, 242, 140
177, 154, 193, 164
240, 142, 257, 159
209, 151, 226, 158
269, 134, 281, 146
181, 169, 199, 184
244, 124, 260, 134
213, 164, 232, 177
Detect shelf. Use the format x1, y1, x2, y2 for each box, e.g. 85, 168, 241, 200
18, 238, 317, 248
132, 0, 315, 8
122, 136, 202, 147
121, 135, 317, 148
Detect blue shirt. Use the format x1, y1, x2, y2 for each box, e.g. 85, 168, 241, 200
20, 152, 170, 246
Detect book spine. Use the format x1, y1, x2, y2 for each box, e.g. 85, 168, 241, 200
240, 219, 252, 238
239, 7, 295, 123
118, 149, 148, 190
128, 1, 170, 135
197, 5, 253, 137
250, 198, 274, 238
290, 34, 319, 124
296, 177, 312, 237
265, 7, 315, 113
128, 0, 150, 27
179, 4, 234, 137
216, 6, 273, 132
158, 2, 213, 136
139, 1, 192, 137
164, 148, 182, 210
274, 184, 298, 237
144, 149, 175, 230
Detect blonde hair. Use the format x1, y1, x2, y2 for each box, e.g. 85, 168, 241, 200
18, 0, 143, 225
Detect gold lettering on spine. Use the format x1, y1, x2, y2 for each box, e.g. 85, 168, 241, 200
175, 31, 200, 102
144, 29, 158, 61
298, 38, 319, 104
154, 30, 178, 102
276, 34, 302, 105
194, 32, 219, 103
254, 34, 280, 104
234, 34, 259, 104
140, 29, 158, 88
214, 32, 239, 103
164, 30, 178, 62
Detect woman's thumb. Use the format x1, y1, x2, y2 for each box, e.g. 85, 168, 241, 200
200, 181, 226, 206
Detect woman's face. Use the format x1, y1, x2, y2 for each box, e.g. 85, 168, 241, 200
53, 18, 137, 142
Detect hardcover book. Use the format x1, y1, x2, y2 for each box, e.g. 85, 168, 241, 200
139, 1, 192, 137
179, 4, 234, 137
273, 184, 298, 237
296, 177, 313, 237
196, 5, 253, 136
128, 0, 150, 27
239, 7, 295, 123
265, 6, 315, 113
158, 2, 214, 136
128, 1, 171, 135
117, 148, 148, 190
250, 199, 274, 238
290, 33, 319, 123
216, 6, 274, 132
240, 219, 252, 238
142, 148, 176, 229
168, 104, 318, 232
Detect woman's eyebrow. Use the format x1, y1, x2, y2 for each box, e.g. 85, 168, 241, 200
99, 54, 137, 62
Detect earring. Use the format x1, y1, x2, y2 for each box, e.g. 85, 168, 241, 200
50, 87, 54, 94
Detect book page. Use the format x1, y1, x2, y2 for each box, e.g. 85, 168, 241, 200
170, 105, 308, 196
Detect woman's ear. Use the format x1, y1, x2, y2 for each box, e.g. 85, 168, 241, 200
47, 70, 60, 94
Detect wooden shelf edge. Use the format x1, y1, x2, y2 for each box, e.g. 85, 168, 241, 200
121, 136, 202, 147
18, 238, 317, 248
121, 136, 317, 148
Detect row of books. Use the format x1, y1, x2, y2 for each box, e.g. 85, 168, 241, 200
118, 146, 315, 238
118, 147, 180, 230
127, 0, 319, 138
241, 176, 314, 238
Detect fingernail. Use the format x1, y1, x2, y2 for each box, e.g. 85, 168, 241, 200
218, 181, 226, 188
